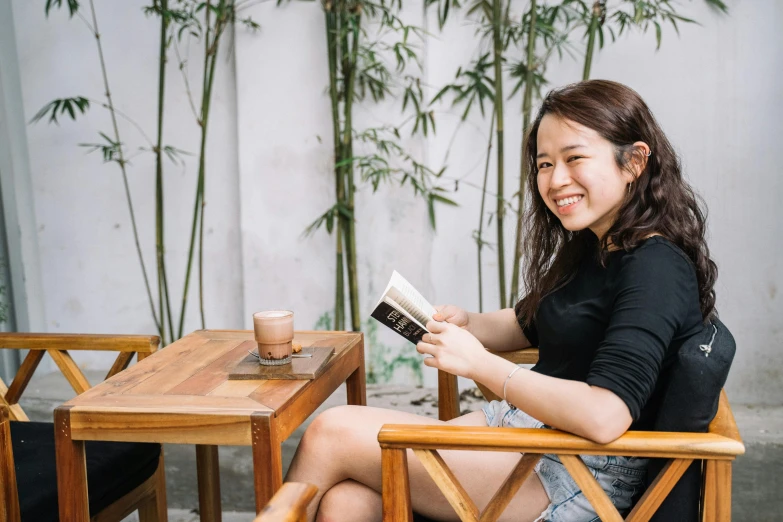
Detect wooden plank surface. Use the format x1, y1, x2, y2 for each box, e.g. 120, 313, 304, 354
69, 335, 214, 402
248, 380, 308, 411
229, 343, 335, 380
129, 339, 244, 395
167, 338, 259, 396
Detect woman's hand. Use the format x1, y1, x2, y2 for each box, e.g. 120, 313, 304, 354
433, 304, 471, 332
416, 320, 488, 380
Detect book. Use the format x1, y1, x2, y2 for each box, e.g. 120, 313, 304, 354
370, 271, 437, 345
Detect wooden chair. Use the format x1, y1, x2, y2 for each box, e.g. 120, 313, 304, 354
379, 350, 745, 522
0, 333, 167, 522
1, 405, 316, 522
252, 482, 318, 522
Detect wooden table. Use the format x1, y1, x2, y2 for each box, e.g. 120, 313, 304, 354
54, 329, 366, 522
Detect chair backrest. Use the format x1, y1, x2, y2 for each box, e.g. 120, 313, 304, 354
0, 333, 159, 421
647, 316, 736, 521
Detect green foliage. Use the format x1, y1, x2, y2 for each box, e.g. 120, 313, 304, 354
431, 54, 495, 120
364, 319, 423, 385
302, 202, 353, 238
45, 0, 80, 18
79, 132, 123, 164
313, 311, 333, 331
30, 97, 90, 125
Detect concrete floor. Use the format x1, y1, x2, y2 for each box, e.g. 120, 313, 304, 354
16, 370, 783, 521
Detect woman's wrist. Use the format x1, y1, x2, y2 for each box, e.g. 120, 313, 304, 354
471, 352, 518, 391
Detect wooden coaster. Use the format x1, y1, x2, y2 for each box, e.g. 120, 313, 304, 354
228, 340, 335, 380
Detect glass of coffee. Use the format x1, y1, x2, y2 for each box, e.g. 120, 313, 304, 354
253, 310, 294, 365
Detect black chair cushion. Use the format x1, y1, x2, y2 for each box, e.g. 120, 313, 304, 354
647, 316, 736, 522
10, 421, 161, 522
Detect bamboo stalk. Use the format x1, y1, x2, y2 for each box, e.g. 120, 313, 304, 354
509, 0, 536, 306
341, 4, 362, 332
326, 6, 346, 330
583, 1, 601, 80
491, 0, 507, 309
154, 0, 175, 345
87, 0, 161, 335
477, 112, 495, 313
179, 0, 224, 338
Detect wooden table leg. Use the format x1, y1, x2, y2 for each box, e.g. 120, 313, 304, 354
251, 413, 283, 513
346, 342, 366, 406
55, 406, 90, 522
196, 445, 222, 522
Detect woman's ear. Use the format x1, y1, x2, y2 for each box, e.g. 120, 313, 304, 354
629, 141, 651, 179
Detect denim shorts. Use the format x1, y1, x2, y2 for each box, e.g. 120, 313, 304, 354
482, 399, 648, 522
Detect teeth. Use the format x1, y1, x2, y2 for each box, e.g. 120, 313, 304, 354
556, 195, 583, 207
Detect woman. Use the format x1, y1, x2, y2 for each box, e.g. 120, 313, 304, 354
286, 79, 717, 522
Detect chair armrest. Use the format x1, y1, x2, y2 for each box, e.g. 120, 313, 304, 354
378, 424, 745, 460
488, 348, 539, 365
252, 482, 317, 522
0, 333, 160, 353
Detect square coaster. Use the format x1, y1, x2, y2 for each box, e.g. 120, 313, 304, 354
228, 340, 335, 380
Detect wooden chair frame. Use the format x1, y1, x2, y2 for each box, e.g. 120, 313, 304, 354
379, 350, 744, 522
252, 482, 318, 522
2, 405, 316, 522
0, 333, 167, 522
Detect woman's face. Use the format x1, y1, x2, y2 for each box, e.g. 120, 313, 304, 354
535, 114, 644, 239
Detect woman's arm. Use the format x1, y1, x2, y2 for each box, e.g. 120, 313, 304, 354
465, 309, 533, 352
418, 321, 631, 444
473, 355, 632, 444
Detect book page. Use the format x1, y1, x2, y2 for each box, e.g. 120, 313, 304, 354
383, 296, 427, 331
386, 271, 436, 326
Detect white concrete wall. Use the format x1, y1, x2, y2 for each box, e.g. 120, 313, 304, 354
7, 0, 782, 402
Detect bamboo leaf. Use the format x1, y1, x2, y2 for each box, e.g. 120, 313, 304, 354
45, 0, 80, 18
30, 97, 90, 125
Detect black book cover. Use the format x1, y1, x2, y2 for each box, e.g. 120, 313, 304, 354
371, 299, 427, 345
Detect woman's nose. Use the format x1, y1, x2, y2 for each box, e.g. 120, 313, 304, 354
550, 162, 571, 188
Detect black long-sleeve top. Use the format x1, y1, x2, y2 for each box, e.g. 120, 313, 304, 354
516, 236, 704, 430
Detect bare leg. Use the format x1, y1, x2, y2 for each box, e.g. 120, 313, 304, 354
285, 407, 549, 522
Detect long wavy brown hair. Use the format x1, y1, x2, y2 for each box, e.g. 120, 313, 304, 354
515, 80, 717, 325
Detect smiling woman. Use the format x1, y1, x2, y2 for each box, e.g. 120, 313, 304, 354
284, 80, 721, 522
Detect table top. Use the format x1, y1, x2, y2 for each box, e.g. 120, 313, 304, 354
59, 329, 364, 445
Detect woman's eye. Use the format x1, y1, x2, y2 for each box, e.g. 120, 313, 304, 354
537, 162, 552, 170
567, 155, 583, 162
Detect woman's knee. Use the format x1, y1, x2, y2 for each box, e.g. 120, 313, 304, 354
300, 405, 363, 454
317, 480, 381, 522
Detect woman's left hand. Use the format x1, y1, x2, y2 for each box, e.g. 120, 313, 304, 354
416, 319, 489, 380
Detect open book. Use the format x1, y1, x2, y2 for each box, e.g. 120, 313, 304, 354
370, 271, 437, 345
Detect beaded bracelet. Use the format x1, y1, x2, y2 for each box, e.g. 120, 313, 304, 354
503, 366, 522, 404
